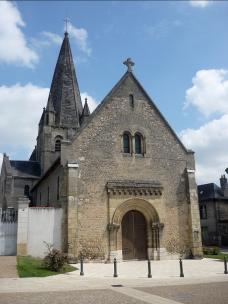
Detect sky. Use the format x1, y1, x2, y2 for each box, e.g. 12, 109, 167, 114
0, 0, 228, 185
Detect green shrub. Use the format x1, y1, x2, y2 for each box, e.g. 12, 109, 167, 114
203, 246, 220, 255
43, 244, 67, 272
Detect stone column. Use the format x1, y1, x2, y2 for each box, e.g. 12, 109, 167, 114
108, 223, 121, 261
17, 196, 30, 256
186, 169, 203, 257
66, 162, 79, 260
151, 222, 164, 260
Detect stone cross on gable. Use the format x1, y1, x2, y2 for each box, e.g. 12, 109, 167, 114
123, 58, 135, 72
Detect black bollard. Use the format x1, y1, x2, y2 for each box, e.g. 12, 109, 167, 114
113, 258, 118, 277
224, 256, 228, 274
179, 258, 184, 277
148, 259, 152, 278
80, 255, 84, 276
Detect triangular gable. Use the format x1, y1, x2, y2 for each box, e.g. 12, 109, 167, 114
71, 71, 190, 154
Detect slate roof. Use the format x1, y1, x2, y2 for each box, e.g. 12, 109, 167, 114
198, 183, 224, 201
46, 32, 83, 128
82, 98, 90, 117
9, 161, 41, 178
29, 147, 37, 161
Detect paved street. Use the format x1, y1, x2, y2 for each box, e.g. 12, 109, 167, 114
0, 259, 228, 304
0, 289, 147, 304
137, 281, 228, 304
0, 282, 228, 304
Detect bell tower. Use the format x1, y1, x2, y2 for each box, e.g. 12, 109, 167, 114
36, 32, 84, 173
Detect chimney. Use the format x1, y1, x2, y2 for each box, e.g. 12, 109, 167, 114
220, 175, 227, 193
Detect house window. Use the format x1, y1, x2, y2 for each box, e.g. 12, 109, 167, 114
201, 226, 208, 242
55, 139, 61, 152
24, 185, 30, 197
200, 205, 207, 219
135, 133, 143, 154
123, 132, 131, 153
129, 94, 134, 107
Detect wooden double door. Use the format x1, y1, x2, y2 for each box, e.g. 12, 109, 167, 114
122, 210, 147, 260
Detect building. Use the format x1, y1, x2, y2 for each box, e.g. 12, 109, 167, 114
198, 175, 228, 247
0, 31, 202, 261
0, 155, 40, 209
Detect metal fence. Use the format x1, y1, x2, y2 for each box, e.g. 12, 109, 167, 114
0, 208, 18, 223
0, 208, 18, 255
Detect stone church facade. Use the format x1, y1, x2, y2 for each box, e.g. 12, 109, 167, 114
0, 32, 202, 261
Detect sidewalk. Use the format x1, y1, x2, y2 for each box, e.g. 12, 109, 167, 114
0, 256, 18, 278
70, 258, 225, 279
0, 258, 228, 294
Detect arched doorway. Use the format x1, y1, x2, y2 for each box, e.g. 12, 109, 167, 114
122, 210, 147, 260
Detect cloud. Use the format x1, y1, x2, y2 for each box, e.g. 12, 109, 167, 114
184, 69, 228, 117
33, 22, 91, 56
181, 115, 228, 183
189, 0, 212, 8
0, 85, 98, 161
81, 92, 98, 112
0, 84, 49, 156
31, 32, 62, 49
144, 19, 182, 39
68, 22, 92, 56
41, 31, 62, 45
0, 1, 38, 67
181, 69, 228, 184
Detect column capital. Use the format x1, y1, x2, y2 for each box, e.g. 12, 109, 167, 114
151, 222, 164, 230
107, 223, 120, 231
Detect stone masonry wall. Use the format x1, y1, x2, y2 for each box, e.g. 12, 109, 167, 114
61, 73, 201, 260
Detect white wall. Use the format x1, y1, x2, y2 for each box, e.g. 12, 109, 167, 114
27, 208, 62, 258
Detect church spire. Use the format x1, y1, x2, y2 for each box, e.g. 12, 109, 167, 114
80, 98, 90, 124
82, 98, 90, 117
46, 32, 83, 128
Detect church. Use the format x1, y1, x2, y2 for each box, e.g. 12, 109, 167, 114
0, 31, 202, 261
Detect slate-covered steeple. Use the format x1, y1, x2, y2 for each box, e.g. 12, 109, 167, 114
46, 32, 83, 128
80, 98, 90, 124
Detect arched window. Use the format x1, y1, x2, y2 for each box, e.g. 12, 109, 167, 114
129, 94, 134, 107
55, 139, 61, 152
123, 132, 131, 153
135, 133, 143, 154
24, 185, 30, 197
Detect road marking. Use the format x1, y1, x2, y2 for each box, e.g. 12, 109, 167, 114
111, 287, 183, 304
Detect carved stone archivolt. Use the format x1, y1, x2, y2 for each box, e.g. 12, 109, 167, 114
106, 180, 163, 197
